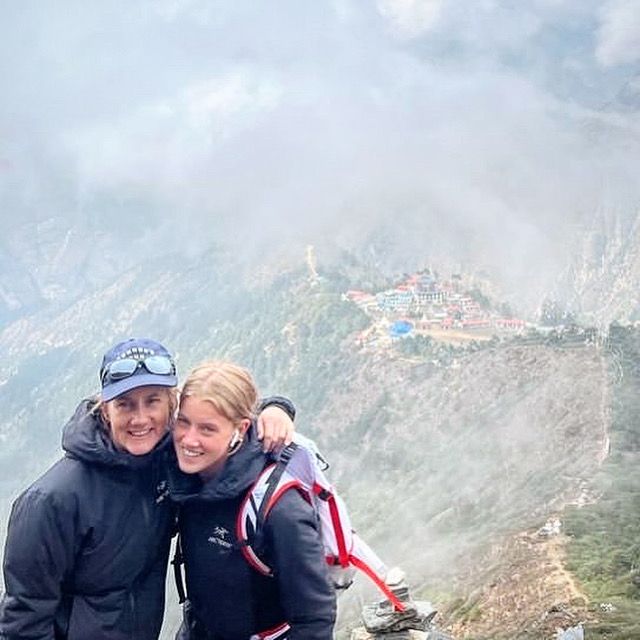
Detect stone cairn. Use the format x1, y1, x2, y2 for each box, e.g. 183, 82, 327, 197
350, 568, 454, 640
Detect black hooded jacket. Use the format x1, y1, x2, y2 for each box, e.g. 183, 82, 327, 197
0, 399, 175, 640
169, 426, 336, 640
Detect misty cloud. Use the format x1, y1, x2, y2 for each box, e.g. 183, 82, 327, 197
1, 1, 639, 308
376, 0, 444, 37
596, 0, 640, 67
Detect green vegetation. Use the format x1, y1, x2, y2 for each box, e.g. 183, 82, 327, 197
396, 334, 434, 357
444, 594, 484, 624
563, 325, 640, 638
213, 272, 370, 420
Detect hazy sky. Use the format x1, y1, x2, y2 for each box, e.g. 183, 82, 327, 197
1, 1, 639, 302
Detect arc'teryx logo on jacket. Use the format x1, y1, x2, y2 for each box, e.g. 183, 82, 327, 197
207, 525, 234, 550
155, 480, 170, 504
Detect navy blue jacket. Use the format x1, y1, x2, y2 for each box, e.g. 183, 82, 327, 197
0, 400, 175, 640
169, 427, 336, 640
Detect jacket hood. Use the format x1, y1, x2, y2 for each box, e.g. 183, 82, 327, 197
168, 422, 268, 503
62, 398, 170, 470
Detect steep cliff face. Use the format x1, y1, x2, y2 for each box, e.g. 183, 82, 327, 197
561, 208, 640, 327
0, 215, 181, 325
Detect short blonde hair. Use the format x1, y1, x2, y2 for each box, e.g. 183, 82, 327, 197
180, 360, 258, 424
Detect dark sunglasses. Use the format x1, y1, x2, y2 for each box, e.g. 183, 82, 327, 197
101, 355, 176, 385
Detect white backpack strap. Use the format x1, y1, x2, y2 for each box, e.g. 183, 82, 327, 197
237, 450, 307, 576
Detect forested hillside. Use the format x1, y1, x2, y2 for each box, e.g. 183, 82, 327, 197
562, 325, 640, 639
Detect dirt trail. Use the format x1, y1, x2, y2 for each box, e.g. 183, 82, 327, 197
545, 534, 589, 604
446, 530, 593, 639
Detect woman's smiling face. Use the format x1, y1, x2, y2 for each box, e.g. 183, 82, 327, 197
173, 396, 249, 479
102, 386, 171, 455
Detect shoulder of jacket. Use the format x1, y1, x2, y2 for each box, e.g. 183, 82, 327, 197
23, 456, 96, 502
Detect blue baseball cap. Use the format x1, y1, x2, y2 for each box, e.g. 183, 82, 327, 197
100, 338, 178, 402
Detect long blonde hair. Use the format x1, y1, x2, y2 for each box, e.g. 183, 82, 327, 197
180, 360, 258, 425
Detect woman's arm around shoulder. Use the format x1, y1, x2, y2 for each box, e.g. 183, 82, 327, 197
265, 489, 336, 640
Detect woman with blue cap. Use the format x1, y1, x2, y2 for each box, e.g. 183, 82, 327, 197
0, 338, 294, 640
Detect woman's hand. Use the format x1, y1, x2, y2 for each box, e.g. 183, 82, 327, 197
257, 405, 295, 452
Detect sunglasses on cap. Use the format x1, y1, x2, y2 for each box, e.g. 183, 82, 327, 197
100, 355, 176, 386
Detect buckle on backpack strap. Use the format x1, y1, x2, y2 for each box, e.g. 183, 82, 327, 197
277, 442, 298, 465
315, 487, 332, 501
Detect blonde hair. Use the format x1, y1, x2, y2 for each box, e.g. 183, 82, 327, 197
180, 360, 258, 424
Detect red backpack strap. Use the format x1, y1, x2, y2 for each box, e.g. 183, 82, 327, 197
250, 621, 291, 639
313, 482, 350, 567
313, 483, 404, 611
348, 554, 406, 612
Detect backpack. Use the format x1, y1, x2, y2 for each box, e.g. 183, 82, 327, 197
171, 435, 405, 613
236, 435, 406, 612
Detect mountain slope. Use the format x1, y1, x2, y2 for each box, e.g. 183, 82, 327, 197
301, 342, 609, 638
0, 250, 630, 639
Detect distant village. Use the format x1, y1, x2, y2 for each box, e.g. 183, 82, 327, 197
343, 269, 529, 350
341, 268, 603, 353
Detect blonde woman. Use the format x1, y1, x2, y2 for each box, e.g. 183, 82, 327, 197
170, 361, 336, 640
